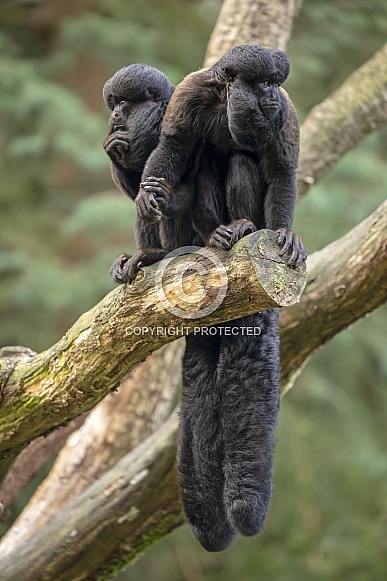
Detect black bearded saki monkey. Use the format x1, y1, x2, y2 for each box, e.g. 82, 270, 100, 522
103, 64, 203, 284
135, 45, 307, 551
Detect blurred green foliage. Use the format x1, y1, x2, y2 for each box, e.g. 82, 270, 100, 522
0, 0, 386, 579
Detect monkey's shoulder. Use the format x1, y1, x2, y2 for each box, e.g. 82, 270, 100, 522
164, 68, 227, 131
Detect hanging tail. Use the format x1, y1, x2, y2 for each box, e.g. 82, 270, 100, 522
178, 330, 236, 552
219, 310, 280, 536
177, 310, 280, 550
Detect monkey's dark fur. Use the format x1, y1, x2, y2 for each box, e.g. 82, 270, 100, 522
103, 64, 202, 284
136, 45, 307, 551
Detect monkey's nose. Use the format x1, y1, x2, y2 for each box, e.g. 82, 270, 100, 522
269, 93, 275, 100
113, 111, 119, 119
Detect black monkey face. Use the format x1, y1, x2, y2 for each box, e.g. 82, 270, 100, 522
109, 100, 128, 132
103, 64, 174, 172
257, 81, 282, 116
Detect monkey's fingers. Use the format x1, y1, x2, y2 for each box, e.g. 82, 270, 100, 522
142, 184, 169, 199
277, 228, 293, 257
136, 193, 162, 223
287, 235, 301, 268
142, 177, 173, 194
293, 237, 308, 268
109, 253, 132, 284
208, 226, 234, 249
122, 256, 143, 284
104, 137, 129, 152
276, 227, 286, 247
231, 219, 257, 243
154, 196, 170, 214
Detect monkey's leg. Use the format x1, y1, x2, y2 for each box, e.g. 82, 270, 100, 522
160, 214, 202, 251
219, 311, 280, 536
178, 330, 236, 552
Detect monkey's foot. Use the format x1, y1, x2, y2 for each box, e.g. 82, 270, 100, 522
109, 248, 169, 284
276, 228, 307, 268
208, 219, 256, 250
110, 253, 140, 284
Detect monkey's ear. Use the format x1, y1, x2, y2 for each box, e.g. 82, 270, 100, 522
270, 49, 291, 84
103, 78, 114, 109
213, 66, 237, 83
225, 67, 237, 81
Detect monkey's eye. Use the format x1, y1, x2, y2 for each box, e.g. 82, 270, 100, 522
275, 83, 280, 88
119, 101, 126, 108
261, 81, 270, 88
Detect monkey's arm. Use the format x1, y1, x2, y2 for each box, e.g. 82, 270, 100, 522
110, 164, 141, 201
137, 130, 198, 224
263, 122, 307, 268
140, 177, 196, 218
136, 77, 203, 224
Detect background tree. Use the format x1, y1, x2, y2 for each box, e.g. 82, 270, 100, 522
0, 0, 386, 579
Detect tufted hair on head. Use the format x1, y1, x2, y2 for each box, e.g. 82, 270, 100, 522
103, 64, 174, 110
211, 44, 291, 85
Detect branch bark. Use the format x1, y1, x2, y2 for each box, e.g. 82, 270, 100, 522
0, 413, 86, 522
0, 414, 182, 581
0, 230, 306, 479
0, 342, 182, 553
298, 43, 387, 197
0, 201, 385, 578
279, 199, 387, 391
204, 0, 303, 66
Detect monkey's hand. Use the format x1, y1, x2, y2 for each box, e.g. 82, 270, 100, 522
208, 219, 257, 250
110, 248, 169, 284
140, 177, 174, 217
103, 131, 130, 168
276, 228, 307, 268
136, 187, 163, 224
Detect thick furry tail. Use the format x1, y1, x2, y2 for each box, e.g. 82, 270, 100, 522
177, 331, 236, 552
178, 310, 280, 550
219, 310, 280, 536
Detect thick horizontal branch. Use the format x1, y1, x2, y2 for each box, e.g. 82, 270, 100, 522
280, 199, 387, 390
0, 414, 182, 581
298, 43, 387, 197
0, 202, 385, 578
0, 342, 182, 553
0, 229, 306, 477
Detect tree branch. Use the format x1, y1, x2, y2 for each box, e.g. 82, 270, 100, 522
0, 413, 87, 522
204, 0, 303, 66
0, 230, 306, 479
298, 43, 387, 197
280, 199, 387, 391
0, 342, 182, 553
0, 202, 385, 578
0, 414, 182, 581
